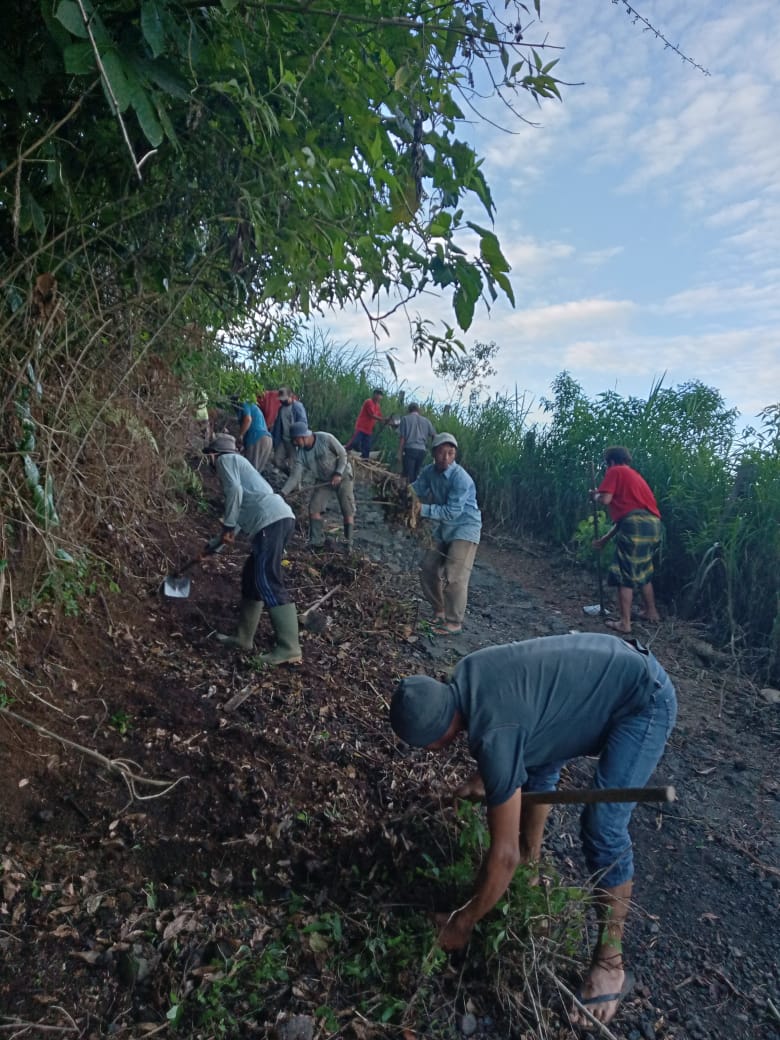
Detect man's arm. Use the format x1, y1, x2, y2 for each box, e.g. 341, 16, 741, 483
281, 456, 303, 496
327, 433, 349, 476
237, 412, 251, 445
421, 469, 474, 521
218, 456, 243, 529
592, 523, 618, 549
436, 789, 522, 951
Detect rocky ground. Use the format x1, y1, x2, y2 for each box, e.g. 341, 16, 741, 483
0, 458, 778, 1040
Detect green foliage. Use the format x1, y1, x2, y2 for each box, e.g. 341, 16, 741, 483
172, 797, 586, 1036
433, 339, 499, 401
109, 710, 132, 736
39, 553, 96, 617
1, 0, 567, 354
572, 511, 613, 569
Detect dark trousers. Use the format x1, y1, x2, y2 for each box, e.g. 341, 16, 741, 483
402, 447, 426, 482
241, 517, 295, 607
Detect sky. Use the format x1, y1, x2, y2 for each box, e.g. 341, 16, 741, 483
320, 0, 780, 429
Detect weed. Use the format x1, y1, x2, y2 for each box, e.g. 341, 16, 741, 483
109, 710, 132, 736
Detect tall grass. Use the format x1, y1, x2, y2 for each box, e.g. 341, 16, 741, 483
271, 339, 778, 681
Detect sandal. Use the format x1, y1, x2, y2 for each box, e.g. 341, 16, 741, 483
432, 622, 463, 636
573, 969, 635, 1019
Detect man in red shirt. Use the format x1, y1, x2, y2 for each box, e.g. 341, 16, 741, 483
345, 388, 384, 459
591, 446, 662, 634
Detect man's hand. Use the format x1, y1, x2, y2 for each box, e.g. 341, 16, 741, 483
592, 536, 607, 551
331, 474, 342, 487
410, 496, 422, 521
453, 773, 486, 803
433, 910, 473, 952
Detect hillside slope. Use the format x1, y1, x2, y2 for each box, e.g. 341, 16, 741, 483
1, 459, 778, 1040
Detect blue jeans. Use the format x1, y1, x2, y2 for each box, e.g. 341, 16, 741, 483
524, 656, 677, 888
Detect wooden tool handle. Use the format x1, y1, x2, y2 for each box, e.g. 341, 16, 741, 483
523, 785, 676, 807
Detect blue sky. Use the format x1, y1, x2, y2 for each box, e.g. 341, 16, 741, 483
324, 0, 780, 429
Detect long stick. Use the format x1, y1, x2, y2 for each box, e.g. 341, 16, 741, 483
590, 460, 605, 614
300, 584, 342, 621
523, 785, 675, 807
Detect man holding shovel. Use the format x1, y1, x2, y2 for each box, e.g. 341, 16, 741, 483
203, 433, 301, 665
390, 632, 677, 1029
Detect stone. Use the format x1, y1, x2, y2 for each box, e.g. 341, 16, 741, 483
460, 1012, 478, 1036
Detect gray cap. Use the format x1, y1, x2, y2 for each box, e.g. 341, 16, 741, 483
432, 432, 458, 450
204, 433, 237, 454
290, 420, 312, 439
390, 676, 456, 747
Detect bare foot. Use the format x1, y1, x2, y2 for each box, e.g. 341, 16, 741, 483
570, 962, 632, 1026
638, 611, 661, 622
605, 619, 632, 634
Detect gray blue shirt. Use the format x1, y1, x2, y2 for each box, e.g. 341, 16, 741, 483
411, 461, 482, 544
281, 431, 352, 493
451, 634, 661, 806
216, 452, 294, 537
399, 411, 436, 452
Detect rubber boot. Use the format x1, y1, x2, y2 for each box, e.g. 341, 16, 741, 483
343, 521, 354, 551
258, 603, 302, 666
309, 517, 325, 549
216, 599, 263, 651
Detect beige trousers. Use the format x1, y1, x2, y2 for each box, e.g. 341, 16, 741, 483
244, 436, 272, 474
420, 539, 478, 626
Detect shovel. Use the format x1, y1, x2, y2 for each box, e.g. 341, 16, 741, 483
583, 460, 607, 616
163, 544, 223, 598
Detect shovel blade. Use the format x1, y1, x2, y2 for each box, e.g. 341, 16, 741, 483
164, 575, 191, 598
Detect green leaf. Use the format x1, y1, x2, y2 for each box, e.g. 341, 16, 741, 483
141, 1, 166, 59
63, 42, 96, 75
453, 284, 475, 330
471, 225, 511, 274
494, 269, 515, 306
100, 49, 132, 111
54, 0, 88, 38
132, 85, 164, 147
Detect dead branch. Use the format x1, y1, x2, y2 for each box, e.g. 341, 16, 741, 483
540, 966, 621, 1040
0, 706, 188, 803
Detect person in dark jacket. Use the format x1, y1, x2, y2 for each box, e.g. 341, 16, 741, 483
271, 387, 308, 472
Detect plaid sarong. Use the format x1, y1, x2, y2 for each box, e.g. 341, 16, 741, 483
607, 511, 661, 589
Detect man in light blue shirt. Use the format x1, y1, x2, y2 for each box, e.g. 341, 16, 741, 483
410, 432, 481, 634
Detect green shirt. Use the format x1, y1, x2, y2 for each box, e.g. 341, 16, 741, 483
451, 633, 659, 806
